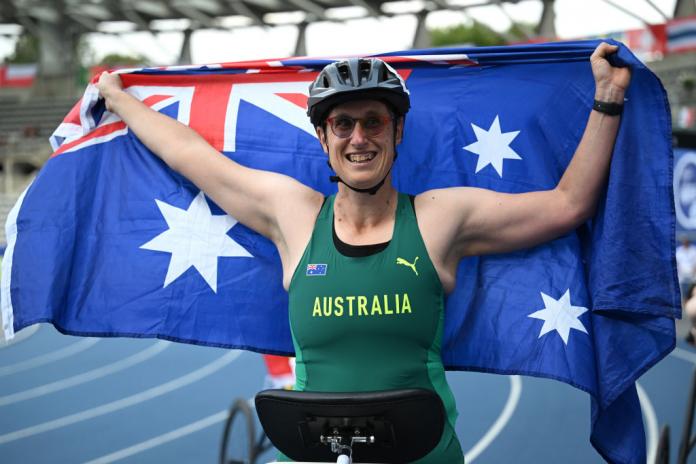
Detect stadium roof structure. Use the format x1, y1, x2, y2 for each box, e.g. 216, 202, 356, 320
1, 1, 693, 53
0, 0, 547, 32
0, 0, 561, 96
0, 0, 693, 96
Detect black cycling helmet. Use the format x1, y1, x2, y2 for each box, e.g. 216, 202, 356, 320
307, 58, 410, 126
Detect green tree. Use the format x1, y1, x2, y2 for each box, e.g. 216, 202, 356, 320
429, 20, 538, 47
97, 53, 146, 67
507, 22, 536, 43
430, 21, 506, 47
5, 34, 39, 64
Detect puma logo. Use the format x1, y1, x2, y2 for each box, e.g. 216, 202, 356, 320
396, 257, 419, 276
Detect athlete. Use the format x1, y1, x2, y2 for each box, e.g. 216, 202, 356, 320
97, 42, 630, 463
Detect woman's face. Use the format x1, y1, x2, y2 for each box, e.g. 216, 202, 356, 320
316, 99, 403, 190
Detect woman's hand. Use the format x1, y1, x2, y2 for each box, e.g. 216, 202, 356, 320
590, 42, 632, 103
96, 71, 124, 112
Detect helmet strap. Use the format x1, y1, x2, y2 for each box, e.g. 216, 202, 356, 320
329, 171, 390, 195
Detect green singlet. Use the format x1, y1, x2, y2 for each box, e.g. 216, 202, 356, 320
287, 193, 464, 463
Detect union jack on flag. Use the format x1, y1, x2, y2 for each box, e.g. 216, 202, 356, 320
0, 41, 678, 464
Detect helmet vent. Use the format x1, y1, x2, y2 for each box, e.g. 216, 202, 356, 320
338, 64, 351, 84
359, 60, 372, 82
380, 63, 389, 81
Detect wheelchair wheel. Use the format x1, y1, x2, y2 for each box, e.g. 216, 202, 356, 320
219, 398, 257, 464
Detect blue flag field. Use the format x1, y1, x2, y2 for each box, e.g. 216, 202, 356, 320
0, 40, 679, 463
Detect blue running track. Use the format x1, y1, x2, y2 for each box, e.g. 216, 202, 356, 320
1, 322, 694, 463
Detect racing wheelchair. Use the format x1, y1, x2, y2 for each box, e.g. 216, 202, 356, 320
219, 388, 445, 464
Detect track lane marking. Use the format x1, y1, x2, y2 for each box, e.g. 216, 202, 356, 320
85, 394, 257, 462
465, 375, 522, 463
0, 349, 241, 444
0, 341, 170, 406
0, 324, 39, 348
636, 382, 658, 464
0, 338, 100, 377
82, 410, 228, 464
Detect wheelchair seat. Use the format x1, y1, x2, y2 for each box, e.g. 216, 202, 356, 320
255, 388, 445, 463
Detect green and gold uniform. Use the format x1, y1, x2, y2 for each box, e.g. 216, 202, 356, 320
288, 193, 463, 463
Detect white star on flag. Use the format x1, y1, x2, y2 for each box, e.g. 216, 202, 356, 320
141, 191, 252, 293
463, 115, 521, 177
527, 289, 588, 345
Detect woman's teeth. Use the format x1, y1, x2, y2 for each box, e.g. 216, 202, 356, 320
348, 153, 376, 163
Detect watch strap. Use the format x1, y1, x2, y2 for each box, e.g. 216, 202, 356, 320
593, 99, 623, 116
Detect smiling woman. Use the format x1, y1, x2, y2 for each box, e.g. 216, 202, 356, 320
89, 44, 635, 462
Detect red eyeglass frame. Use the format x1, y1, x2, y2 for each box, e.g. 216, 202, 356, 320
325, 115, 393, 138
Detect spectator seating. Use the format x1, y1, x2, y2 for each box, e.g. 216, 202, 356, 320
0, 95, 76, 245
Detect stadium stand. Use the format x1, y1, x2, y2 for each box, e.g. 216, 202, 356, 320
0, 95, 76, 241
0, 96, 74, 148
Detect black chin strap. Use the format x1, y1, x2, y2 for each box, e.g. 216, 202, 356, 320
329, 171, 389, 195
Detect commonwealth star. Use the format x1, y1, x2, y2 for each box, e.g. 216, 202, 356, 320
463, 115, 521, 177
141, 191, 252, 293
528, 289, 588, 345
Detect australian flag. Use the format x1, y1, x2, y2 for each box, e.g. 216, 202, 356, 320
306, 264, 327, 276
0, 40, 678, 463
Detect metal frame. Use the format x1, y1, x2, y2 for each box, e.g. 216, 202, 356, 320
0, 0, 561, 31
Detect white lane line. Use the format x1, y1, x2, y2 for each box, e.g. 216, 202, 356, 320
86, 394, 256, 462
670, 347, 696, 365
0, 338, 100, 377
0, 324, 39, 348
465, 375, 522, 463
636, 382, 658, 464
0, 341, 170, 406
0, 349, 242, 444
82, 410, 229, 464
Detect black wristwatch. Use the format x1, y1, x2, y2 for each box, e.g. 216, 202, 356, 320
593, 99, 623, 116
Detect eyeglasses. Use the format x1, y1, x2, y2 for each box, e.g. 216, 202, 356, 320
326, 115, 393, 139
